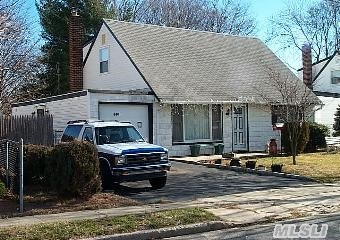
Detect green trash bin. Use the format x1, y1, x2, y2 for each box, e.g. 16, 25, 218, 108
214, 143, 224, 155
190, 144, 200, 157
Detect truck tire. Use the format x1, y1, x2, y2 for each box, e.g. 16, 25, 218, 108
100, 161, 113, 190
149, 176, 167, 189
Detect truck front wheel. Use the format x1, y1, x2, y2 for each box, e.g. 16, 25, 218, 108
149, 176, 167, 189
100, 161, 113, 190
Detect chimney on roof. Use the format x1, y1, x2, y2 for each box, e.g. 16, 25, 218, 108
68, 7, 83, 92
302, 43, 313, 89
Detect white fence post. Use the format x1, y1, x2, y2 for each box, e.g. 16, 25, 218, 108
19, 138, 24, 213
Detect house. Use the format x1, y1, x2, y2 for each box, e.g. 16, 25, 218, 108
298, 50, 340, 134
12, 13, 317, 156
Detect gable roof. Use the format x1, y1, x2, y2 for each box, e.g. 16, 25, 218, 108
312, 51, 339, 82
103, 19, 318, 104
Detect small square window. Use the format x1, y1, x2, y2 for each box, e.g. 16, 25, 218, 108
37, 109, 45, 117
99, 48, 109, 73
331, 70, 340, 84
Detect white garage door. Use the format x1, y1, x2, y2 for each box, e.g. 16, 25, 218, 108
98, 103, 149, 140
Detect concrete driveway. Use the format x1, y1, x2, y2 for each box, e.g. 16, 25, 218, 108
115, 161, 307, 203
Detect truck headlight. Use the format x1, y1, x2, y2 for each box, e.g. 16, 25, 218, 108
115, 155, 127, 165
161, 152, 168, 161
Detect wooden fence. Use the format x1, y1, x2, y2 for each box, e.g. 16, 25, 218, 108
0, 115, 54, 145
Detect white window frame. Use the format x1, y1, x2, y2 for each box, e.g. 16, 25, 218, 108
99, 47, 109, 74
331, 70, 340, 84
172, 104, 223, 144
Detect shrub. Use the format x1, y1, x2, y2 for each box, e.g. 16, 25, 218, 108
305, 123, 329, 152
0, 181, 5, 198
282, 122, 310, 154
47, 141, 101, 198
24, 145, 51, 185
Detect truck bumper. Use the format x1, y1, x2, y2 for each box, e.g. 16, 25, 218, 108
111, 163, 171, 182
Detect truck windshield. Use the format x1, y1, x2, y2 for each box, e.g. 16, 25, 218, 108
95, 126, 144, 145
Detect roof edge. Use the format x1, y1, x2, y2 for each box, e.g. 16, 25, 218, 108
103, 19, 161, 102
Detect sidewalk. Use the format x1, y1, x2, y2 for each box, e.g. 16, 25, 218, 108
0, 201, 209, 228
1, 183, 340, 229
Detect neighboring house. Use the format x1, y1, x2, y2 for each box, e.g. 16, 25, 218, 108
12, 16, 316, 156
298, 51, 340, 134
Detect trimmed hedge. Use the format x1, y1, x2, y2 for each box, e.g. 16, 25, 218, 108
47, 141, 101, 198
24, 145, 51, 185
305, 123, 329, 152
0, 181, 5, 198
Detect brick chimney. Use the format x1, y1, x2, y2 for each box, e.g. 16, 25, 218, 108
68, 8, 83, 92
302, 43, 313, 89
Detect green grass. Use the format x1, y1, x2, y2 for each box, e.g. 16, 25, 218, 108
256, 152, 340, 183
0, 207, 218, 240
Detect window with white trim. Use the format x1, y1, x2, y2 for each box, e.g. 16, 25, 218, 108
171, 104, 222, 143
331, 70, 340, 84
99, 48, 109, 73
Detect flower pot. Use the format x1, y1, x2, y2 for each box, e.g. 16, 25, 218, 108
271, 164, 283, 173
245, 160, 256, 169
190, 144, 200, 157
214, 144, 224, 155
230, 158, 241, 167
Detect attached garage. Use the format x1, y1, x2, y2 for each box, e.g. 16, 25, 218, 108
98, 103, 152, 141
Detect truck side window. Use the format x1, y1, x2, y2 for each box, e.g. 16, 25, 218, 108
82, 127, 94, 143
61, 125, 83, 142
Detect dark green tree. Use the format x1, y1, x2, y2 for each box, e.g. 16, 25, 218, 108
37, 0, 115, 96
333, 105, 340, 137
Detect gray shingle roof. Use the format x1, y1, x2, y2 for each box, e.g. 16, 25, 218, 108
104, 19, 319, 104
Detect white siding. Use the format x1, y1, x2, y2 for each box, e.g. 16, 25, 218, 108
12, 95, 89, 132
83, 24, 150, 91
83, 41, 92, 61
315, 96, 340, 134
248, 104, 281, 152
222, 104, 232, 152
313, 54, 340, 93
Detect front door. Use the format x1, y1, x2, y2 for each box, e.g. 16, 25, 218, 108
233, 105, 247, 151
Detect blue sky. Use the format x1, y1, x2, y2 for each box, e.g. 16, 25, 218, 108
23, 0, 302, 69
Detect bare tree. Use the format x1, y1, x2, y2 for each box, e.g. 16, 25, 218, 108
268, 0, 339, 61
110, 0, 256, 36
0, 0, 42, 115
256, 66, 320, 165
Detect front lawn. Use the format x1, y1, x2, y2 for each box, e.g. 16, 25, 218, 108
256, 152, 340, 183
0, 208, 218, 240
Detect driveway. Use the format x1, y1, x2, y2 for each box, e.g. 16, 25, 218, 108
115, 161, 307, 203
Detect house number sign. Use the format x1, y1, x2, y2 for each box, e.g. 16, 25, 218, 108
113, 112, 120, 116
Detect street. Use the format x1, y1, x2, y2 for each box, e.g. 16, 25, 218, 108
166, 213, 340, 240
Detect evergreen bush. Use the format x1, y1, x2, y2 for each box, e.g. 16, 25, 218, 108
333, 105, 340, 137
0, 181, 5, 198
24, 145, 51, 185
282, 122, 309, 154
305, 123, 329, 152
47, 141, 101, 198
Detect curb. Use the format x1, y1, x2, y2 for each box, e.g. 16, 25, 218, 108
171, 159, 316, 182
83, 221, 230, 240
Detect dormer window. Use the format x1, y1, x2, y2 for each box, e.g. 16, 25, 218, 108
99, 48, 109, 73
331, 70, 340, 84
